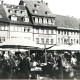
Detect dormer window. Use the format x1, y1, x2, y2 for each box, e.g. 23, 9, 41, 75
8, 9, 10, 13
0, 14, 2, 18
16, 6, 20, 9
34, 4, 39, 9
20, 11, 23, 14
33, 10, 38, 14
22, 17, 29, 22
8, 9, 12, 13
45, 11, 48, 15
24, 17, 29, 22
10, 15, 17, 21
14, 10, 17, 13
11, 5, 13, 8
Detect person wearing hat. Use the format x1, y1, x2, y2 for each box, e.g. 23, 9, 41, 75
18, 52, 31, 79
2, 52, 11, 79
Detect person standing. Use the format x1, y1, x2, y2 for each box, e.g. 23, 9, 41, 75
19, 53, 31, 79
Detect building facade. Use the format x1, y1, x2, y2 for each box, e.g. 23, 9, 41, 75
0, 0, 79, 46
19, 0, 57, 46
55, 15, 79, 45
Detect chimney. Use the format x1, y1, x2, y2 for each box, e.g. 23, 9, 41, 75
41, 0, 43, 3
46, 3, 48, 5
19, 0, 25, 6
0, 0, 3, 4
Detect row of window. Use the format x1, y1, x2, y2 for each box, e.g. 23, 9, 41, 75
33, 17, 55, 25
36, 38, 54, 44
34, 28, 56, 34
8, 9, 26, 15
58, 38, 79, 44
0, 26, 8, 30
33, 10, 49, 15
9, 15, 29, 22
10, 26, 32, 32
58, 30, 79, 36
0, 37, 5, 43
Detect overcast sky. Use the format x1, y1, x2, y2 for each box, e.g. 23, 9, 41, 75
4, 0, 80, 19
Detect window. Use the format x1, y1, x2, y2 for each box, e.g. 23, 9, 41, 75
8, 9, 10, 13
43, 18, 46, 24
20, 11, 23, 14
35, 17, 38, 23
17, 27, 22, 32
34, 4, 39, 9
77, 39, 78, 44
14, 10, 17, 13
33, 10, 37, 14
24, 17, 29, 22
45, 18, 47, 23
24, 27, 30, 32
54, 30, 56, 34
64, 39, 67, 44
5, 26, 8, 30
36, 38, 39, 44
40, 29, 44, 34
46, 38, 49, 44
48, 19, 51, 24
33, 17, 35, 22
2, 37, 5, 42
34, 28, 39, 33
45, 11, 48, 15
0, 14, 2, 18
13, 27, 18, 31
51, 39, 53, 44
47, 19, 48, 23
8, 9, 12, 13
1, 26, 5, 30
39, 18, 42, 23
11, 15, 17, 21
41, 38, 44, 44
51, 18, 55, 25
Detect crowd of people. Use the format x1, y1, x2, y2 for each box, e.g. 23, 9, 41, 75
0, 50, 79, 79
0, 51, 31, 79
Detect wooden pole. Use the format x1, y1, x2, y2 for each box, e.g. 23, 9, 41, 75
28, 49, 30, 58
44, 44, 47, 63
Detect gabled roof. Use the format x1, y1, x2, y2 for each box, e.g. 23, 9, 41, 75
23, 0, 55, 17
3, 3, 32, 25
3, 3, 26, 10
0, 4, 9, 23
55, 15, 79, 30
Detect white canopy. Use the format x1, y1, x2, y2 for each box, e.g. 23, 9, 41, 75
0, 38, 44, 49
67, 44, 80, 50
48, 45, 70, 50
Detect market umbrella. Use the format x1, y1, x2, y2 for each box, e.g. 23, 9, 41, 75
0, 38, 43, 50
48, 45, 70, 50
67, 44, 80, 50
